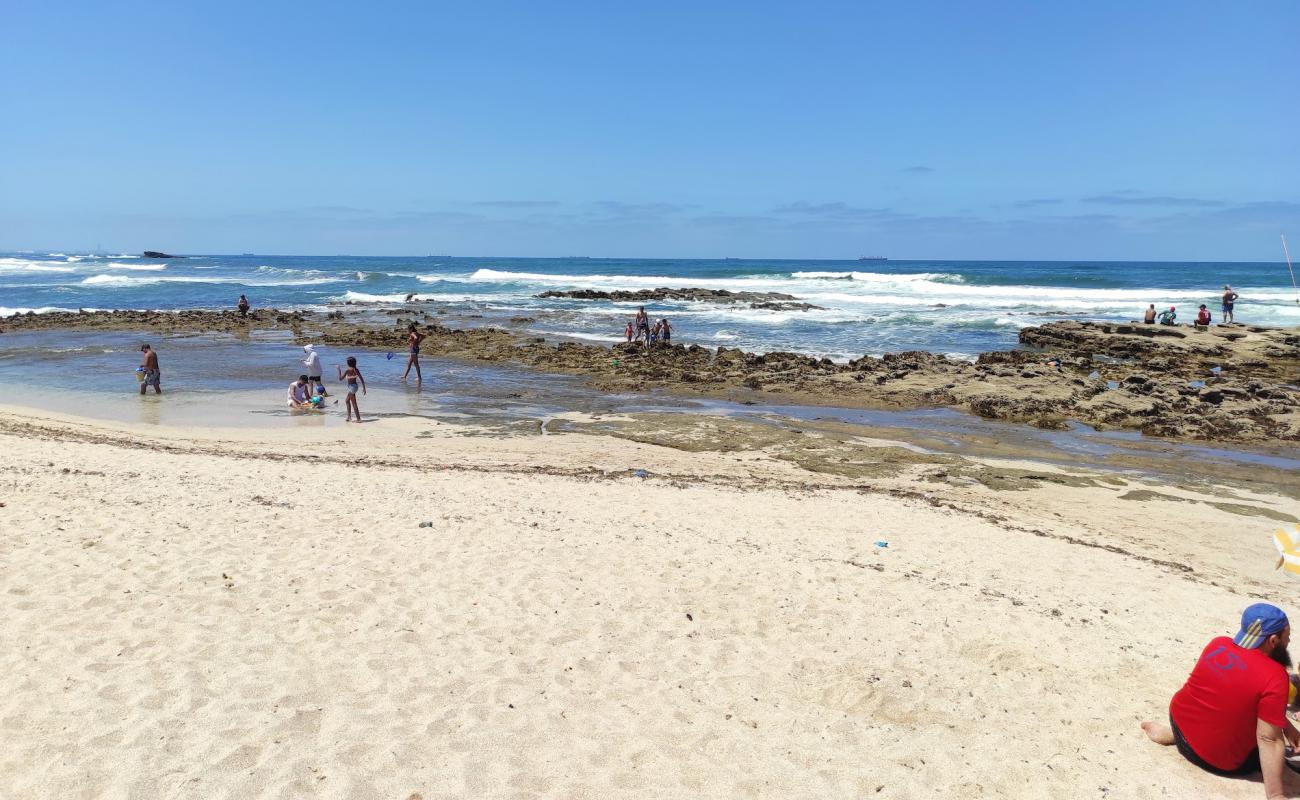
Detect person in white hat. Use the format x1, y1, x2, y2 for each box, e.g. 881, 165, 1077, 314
301, 344, 327, 397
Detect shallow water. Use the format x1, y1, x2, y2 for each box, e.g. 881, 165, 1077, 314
3, 331, 1295, 489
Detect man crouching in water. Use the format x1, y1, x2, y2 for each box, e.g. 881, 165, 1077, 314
1142, 603, 1299, 799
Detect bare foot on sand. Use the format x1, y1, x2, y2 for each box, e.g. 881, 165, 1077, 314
1141, 720, 1175, 745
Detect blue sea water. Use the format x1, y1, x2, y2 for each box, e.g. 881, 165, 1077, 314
2, 252, 1297, 360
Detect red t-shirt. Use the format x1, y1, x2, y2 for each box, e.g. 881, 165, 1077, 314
1169, 636, 1288, 770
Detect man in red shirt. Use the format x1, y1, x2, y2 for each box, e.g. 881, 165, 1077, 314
1142, 604, 1296, 799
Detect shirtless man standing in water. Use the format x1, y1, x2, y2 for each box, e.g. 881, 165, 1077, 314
139, 344, 161, 395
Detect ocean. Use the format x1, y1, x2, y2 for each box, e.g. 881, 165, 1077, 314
2, 252, 1298, 360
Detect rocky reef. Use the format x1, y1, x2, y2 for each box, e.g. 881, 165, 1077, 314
536, 288, 826, 311
3, 311, 1297, 444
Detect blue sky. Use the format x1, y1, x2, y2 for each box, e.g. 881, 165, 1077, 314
3, 1, 1297, 259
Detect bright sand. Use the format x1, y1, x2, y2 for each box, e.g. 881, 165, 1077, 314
2, 405, 1297, 799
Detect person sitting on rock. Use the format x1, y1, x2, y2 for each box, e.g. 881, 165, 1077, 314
1157, 306, 1177, 325
1141, 604, 1299, 799
1196, 305, 1212, 327
1143, 304, 1157, 324
237, 294, 251, 317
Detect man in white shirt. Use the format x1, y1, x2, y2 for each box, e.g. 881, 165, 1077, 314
302, 344, 327, 396
287, 375, 313, 409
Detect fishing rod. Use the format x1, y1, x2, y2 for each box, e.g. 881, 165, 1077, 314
1284, 233, 1299, 306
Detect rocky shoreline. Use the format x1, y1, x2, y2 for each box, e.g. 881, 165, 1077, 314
535, 287, 826, 311
3, 309, 1297, 444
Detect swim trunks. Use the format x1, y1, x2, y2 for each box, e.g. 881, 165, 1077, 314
141, 368, 160, 388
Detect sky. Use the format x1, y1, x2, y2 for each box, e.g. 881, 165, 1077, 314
3, 0, 1297, 260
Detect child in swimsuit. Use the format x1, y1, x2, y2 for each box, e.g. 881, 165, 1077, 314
336, 356, 367, 422
402, 323, 424, 383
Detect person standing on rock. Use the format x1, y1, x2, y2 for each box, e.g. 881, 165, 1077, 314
402, 323, 424, 383
634, 307, 650, 345
1222, 285, 1240, 324
660, 317, 673, 344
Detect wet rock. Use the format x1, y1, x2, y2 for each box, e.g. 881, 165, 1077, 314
748, 301, 826, 311
537, 288, 804, 304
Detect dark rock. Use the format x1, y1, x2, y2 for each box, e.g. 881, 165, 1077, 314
748, 301, 826, 312
537, 287, 804, 304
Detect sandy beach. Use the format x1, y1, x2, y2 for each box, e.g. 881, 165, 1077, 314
3, 403, 1297, 799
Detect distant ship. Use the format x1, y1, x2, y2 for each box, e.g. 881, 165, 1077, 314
858, 255, 888, 261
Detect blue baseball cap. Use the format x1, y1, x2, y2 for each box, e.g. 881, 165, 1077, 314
1234, 603, 1289, 649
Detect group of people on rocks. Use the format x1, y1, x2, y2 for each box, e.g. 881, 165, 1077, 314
1143, 286, 1241, 328
624, 306, 673, 347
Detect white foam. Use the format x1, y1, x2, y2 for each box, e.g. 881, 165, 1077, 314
0, 306, 94, 317
338, 291, 425, 303
101, 261, 167, 271
535, 329, 626, 343
81, 274, 165, 287
80, 273, 341, 288
469, 268, 792, 291
792, 270, 964, 283
0, 257, 77, 274
789, 271, 853, 279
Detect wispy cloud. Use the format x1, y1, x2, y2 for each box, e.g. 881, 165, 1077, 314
471, 200, 560, 209
689, 214, 780, 228
591, 201, 688, 217
774, 202, 899, 220
1148, 200, 1300, 228
302, 205, 373, 215
902, 166, 934, 174
1010, 198, 1063, 209
1082, 192, 1225, 208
